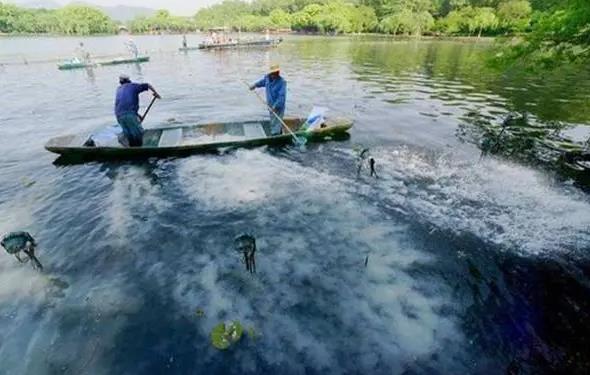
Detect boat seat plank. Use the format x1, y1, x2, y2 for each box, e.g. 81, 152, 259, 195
158, 128, 183, 147
243, 123, 266, 138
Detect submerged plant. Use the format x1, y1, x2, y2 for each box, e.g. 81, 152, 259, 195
210, 321, 243, 350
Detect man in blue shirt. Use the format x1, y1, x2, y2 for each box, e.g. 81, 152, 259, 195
249, 64, 287, 136
115, 74, 160, 147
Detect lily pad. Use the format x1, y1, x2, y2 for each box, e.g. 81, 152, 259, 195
210, 321, 243, 350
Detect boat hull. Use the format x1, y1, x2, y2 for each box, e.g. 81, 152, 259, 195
45, 117, 352, 162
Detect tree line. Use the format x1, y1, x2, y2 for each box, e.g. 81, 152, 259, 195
0, 0, 587, 65
0, 3, 198, 34
193, 0, 536, 36
0, 3, 114, 34
0, 0, 575, 37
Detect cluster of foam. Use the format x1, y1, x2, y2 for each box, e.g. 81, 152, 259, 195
176, 149, 322, 212
105, 165, 171, 242
364, 146, 590, 255
170, 149, 465, 372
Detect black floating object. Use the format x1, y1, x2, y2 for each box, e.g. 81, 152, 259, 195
357, 148, 370, 177
234, 233, 256, 274
1, 231, 36, 255
369, 158, 378, 178
1, 231, 43, 271
364, 255, 369, 267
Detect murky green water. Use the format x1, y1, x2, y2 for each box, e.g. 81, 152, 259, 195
0, 35, 589, 374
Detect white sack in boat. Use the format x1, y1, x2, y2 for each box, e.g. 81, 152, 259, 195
304, 106, 328, 130
90, 125, 124, 147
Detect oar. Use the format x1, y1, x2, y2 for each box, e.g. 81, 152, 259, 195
243, 81, 306, 147
139, 95, 158, 124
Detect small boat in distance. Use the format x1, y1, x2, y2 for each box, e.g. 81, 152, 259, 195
58, 56, 150, 70
179, 38, 282, 52
45, 117, 353, 161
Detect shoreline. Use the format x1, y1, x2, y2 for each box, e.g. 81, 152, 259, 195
1, 31, 499, 41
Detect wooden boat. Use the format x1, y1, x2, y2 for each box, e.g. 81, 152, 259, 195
45, 117, 353, 160
561, 150, 590, 172
58, 56, 150, 70
192, 38, 282, 51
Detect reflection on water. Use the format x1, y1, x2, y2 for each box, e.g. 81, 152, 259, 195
0, 35, 589, 374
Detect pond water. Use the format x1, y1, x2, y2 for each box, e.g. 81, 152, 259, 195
0, 34, 589, 374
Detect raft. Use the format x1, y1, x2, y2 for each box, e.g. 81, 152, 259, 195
45, 117, 353, 160
57, 61, 96, 70
178, 46, 200, 51
58, 56, 150, 70
194, 38, 282, 51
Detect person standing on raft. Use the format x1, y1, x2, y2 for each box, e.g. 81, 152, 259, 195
249, 64, 286, 136
114, 74, 160, 147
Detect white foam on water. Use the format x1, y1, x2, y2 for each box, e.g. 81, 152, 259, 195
105, 166, 171, 243
170, 149, 464, 372
176, 149, 298, 212
365, 146, 590, 255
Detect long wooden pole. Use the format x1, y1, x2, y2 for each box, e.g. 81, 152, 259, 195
243, 81, 304, 145
140, 95, 157, 124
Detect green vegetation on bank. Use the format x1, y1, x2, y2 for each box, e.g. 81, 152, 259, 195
193, 0, 537, 35
129, 10, 197, 33
1, 0, 588, 66
0, 3, 114, 34
0, 0, 553, 37
497, 0, 590, 67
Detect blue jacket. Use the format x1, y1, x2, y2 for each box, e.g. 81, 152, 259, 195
115, 82, 149, 118
253, 75, 286, 113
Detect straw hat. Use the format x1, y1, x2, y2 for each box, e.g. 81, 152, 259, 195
269, 64, 280, 74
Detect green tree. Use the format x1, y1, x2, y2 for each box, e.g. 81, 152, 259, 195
0, 4, 15, 32
470, 7, 497, 37
56, 5, 114, 35
291, 3, 323, 31
349, 5, 378, 32
500, 0, 590, 66
380, 9, 434, 35
130, 10, 195, 33
269, 9, 291, 28
497, 0, 532, 32
436, 8, 466, 33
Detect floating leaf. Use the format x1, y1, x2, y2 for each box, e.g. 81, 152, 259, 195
210, 321, 243, 350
